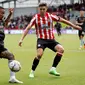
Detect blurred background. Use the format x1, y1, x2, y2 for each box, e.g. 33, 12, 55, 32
0, 1, 85, 85
0, 0, 85, 34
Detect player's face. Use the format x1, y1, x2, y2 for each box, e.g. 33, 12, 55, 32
80, 10, 84, 17
0, 8, 5, 20
38, 6, 47, 16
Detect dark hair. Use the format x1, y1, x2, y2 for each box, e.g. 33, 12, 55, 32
39, 3, 47, 7
0, 6, 4, 9
80, 7, 85, 11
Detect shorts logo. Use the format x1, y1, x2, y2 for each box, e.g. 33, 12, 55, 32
38, 44, 41, 47
82, 32, 85, 35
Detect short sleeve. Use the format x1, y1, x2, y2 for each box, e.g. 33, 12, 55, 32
51, 14, 60, 21
29, 15, 36, 27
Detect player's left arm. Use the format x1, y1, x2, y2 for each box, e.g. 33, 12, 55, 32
5, 8, 13, 27
59, 17, 82, 30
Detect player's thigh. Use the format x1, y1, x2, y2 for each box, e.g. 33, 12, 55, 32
37, 39, 46, 56
47, 40, 62, 52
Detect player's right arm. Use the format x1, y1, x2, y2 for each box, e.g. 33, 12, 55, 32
18, 15, 36, 47
5, 8, 13, 27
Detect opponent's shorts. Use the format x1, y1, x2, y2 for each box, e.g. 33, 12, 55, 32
37, 38, 60, 52
78, 30, 85, 37
0, 41, 7, 53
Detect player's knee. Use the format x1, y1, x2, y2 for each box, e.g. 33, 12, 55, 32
37, 55, 42, 60
37, 53, 43, 60
0, 51, 15, 60
8, 53, 15, 60
61, 48, 64, 53
37, 50, 43, 59
37, 54, 43, 59
57, 47, 64, 54
56, 48, 64, 57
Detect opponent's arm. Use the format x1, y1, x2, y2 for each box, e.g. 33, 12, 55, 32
5, 8, 13, 27
59, 17, 82, 30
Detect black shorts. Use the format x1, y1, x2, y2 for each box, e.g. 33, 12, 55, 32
37, 38, 60, 52
78, 30, 85, 37
0, 41, 7, 53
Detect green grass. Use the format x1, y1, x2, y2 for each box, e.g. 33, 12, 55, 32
0, 34, 85, 85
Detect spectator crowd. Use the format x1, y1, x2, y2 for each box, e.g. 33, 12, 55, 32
6, 2, 85, 30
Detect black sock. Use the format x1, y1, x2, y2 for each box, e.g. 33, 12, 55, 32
32, 58, 40, 71
52, 54, 62, 67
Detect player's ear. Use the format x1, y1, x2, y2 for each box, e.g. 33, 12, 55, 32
45, 7, 48, 11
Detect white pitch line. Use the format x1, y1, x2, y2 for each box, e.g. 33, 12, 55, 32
65, 49, 85, 52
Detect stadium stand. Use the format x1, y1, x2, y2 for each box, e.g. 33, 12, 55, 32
0, 0, 85, 31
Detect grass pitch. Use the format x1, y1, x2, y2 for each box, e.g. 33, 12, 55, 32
0, 34, 85, 85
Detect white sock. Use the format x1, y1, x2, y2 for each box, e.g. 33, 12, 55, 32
31, 70, 34, 73
82, 40, 85, 45
80, 39, 84, 47
51, 67, 56, 70
8, 60, 15, 79
10, 71, 16, 79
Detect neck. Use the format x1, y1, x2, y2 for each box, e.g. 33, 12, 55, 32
40, 13, 46, 17
41, 14, 44, 17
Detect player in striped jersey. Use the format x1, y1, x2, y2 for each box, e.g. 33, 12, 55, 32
19, 3, 82, 78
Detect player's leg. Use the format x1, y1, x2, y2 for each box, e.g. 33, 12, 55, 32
78, 31, 85, 49
0, 50, 23, 83
48, 41, 64, 76
84, 38, 85, 48
58, 29, 61, 36
29, 39, 45, 78
59, 29, 61, 36
29, 48, 44, 78
79, 35, 84, 49
82, 33, 85, 48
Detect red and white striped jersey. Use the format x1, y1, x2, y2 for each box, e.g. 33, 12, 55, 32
29, 12, 60, 39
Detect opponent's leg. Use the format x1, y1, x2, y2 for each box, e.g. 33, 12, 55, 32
0, 50, 23, 83
78, 32, 84, 49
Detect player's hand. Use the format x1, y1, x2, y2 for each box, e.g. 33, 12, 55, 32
9, 8, 14, 14
74, 25, 82, 30
18, 40, 23, 47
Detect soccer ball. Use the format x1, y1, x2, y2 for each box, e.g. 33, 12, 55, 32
9, 60, 21, 72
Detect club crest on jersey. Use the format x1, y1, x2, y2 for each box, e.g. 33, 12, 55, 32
38, 44, 41, 47
41, 24, 50, 29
